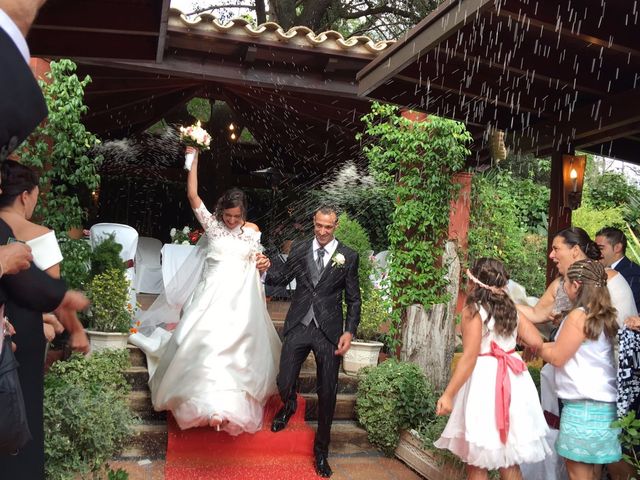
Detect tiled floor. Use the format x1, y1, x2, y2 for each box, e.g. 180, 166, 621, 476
108, 453, 423, 480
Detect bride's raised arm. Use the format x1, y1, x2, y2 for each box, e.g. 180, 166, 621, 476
186, 146, 203, 210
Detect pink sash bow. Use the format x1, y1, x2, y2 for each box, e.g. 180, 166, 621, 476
479, 340, 526, 444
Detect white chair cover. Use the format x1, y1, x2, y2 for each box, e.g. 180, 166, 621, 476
90, 223, 139, 308
134, 237, 163, 294
374, 250, 389, 269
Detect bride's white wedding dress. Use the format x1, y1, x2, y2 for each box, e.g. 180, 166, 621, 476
130, 203, 281, 435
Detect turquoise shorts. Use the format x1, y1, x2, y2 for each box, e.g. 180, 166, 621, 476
556, 400, 621, 464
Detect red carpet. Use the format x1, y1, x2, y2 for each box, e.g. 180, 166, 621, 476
165, 396, 322, 479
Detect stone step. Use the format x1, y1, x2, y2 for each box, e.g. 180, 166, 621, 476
119, 420, 371, 460
128, 388, 357, 422
125, 360, 353, 395
127, 344, 145, 367
136, 294, 290, 320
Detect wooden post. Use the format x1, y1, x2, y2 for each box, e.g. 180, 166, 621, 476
546, 148, 574, 285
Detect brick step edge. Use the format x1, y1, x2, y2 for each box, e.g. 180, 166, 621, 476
119, 420, 373, 459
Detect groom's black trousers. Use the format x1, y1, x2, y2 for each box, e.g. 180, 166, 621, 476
277, 322, 341, 456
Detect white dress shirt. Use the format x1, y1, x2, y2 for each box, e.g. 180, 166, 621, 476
313, 238, 338, 268
0, 9, 30, 63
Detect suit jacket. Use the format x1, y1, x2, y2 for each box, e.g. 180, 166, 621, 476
266, 239, 361, 345
615, 256, 640, 312
0, 28, 47, 161
0, 219, 66, 312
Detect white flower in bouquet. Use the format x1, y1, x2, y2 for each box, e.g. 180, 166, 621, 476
179, 120, 211, 151
170, 228, 177, 238
182, 226, 190, 235
182, 240, 190, 245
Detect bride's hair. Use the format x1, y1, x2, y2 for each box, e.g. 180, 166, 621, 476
215, 188, 248, 223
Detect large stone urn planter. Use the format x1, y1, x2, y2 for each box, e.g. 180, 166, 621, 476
342, 340, 384, 375
86, 330, 129, 352
395, 429, 464, 480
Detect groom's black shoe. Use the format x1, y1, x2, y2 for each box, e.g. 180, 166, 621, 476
314, 453, 332, 478
271, 402, 296, 432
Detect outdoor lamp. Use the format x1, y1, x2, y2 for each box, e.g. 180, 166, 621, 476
562, 154, 586, 210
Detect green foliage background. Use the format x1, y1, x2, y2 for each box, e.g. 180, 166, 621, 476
20, 59, 102, 232
359, 102, 471, 353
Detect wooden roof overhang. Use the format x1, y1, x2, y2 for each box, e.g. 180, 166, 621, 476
357, 0, 640, 166
29, 7, 393, 182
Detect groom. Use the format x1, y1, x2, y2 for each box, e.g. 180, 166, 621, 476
265, 205, 361, 478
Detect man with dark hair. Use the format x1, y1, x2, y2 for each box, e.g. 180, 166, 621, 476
265, 205, 361, 478
596, 226, 640, 311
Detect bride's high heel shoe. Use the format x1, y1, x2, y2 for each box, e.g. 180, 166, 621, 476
209, 414, 228, 431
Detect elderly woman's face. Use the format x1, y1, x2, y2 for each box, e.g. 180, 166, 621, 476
549, 235, 584, 276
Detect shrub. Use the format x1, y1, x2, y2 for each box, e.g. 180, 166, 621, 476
90, 233, 125, 278
44, 350, 136, 480
357, 287, 388, 341
58, 234, 92, 290
355, 359, 435, 455
612, 411, 640, 475
85, 268, 132, 332
335, 212, 374, 300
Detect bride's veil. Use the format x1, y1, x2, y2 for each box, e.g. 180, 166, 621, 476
135, 235, 208, 336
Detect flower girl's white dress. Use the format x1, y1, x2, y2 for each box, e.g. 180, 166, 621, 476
435, 307, 550, 469
130, 203, 281, 435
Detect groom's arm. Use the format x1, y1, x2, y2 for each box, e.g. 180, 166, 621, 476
265, 243, 300, 287
343, 252, 361, 336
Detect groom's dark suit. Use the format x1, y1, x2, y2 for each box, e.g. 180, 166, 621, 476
266, 238, 361, 457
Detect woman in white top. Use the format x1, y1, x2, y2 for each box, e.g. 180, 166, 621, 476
539, 260, 621, 479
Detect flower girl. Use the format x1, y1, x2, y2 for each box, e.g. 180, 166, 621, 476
435, 258, 550, 479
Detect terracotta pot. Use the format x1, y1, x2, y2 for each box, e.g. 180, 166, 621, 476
67, 227, 84, 240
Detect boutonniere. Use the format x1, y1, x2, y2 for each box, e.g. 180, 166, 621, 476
332, 253, 346, 268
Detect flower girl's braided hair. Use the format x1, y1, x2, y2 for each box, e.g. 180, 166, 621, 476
566, 260, 618, 341
465, 258, 517, 337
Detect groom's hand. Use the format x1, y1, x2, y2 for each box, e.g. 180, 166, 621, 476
256, 253, 271, 273
335, 332, 353, 356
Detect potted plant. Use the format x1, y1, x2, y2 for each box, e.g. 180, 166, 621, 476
343, 288, 387, 375
84, 268, 134, 351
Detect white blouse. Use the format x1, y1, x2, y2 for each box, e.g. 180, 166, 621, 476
555, 309, 617, 403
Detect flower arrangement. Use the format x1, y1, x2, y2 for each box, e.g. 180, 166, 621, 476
170, 226, 204, 245
179, 120, 211, 150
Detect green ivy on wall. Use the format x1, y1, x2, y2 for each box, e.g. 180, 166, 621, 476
358, 102, 471, 351
20, 59, 102, 232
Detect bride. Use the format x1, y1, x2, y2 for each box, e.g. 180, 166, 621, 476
130, 147, 280, 435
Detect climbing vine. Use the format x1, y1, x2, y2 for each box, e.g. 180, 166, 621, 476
358, 102, 472, 351
20, 59, 102, 232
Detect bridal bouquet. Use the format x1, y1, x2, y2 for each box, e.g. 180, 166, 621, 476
179, 121, 211, 171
